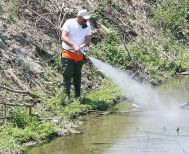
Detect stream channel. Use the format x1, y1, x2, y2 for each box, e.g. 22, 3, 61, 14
26, 77, 189, 154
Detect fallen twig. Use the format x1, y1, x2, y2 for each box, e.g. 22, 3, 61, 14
0, 85, 39, 98
27, 8, 61, 31
0, 102, 34, 107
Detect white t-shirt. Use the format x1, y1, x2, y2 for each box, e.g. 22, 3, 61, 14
61, 18, 91, 50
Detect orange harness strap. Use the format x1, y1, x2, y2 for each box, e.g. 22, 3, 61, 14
61, 50, 83, 62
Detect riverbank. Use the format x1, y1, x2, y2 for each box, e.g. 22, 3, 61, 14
0, 79, 121, 154
1, 0, 189, 153
26, 76, 189, 154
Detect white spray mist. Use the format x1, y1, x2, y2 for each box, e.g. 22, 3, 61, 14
89, 57, 185, 109
90, 57, 189, 150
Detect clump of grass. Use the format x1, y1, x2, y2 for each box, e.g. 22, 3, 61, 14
91, 0, 189, 83
91, 30, 132, 69
7, 0, 21, 21
151, 0, 189, 42
0, 108, 55, 153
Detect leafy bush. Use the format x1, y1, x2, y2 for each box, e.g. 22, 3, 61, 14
0, 108, 55, 152
84, 80, 120, 110
0, 124, 21, 152
0, 1, 3, 16
7, 108, 38, 129
91, 30, 132, 69
91, 0, 189, 83
151, 0, 189, 41
50, 56, 62, 72
7, 0, 22, 21
127, 32, 189, 81
94, 4, 105, 19
61, 101, 86, 118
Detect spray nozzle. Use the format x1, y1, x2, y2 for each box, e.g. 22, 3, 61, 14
80, 48, 88, 56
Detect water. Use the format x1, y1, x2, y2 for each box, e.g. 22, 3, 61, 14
26, 58, 189, 154
27, 107, 189, 154
89, 57, 185, 109
104, 110, 189, 154
88, 57, 189, 154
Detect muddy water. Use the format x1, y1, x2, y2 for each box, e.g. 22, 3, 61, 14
26, 77, 189, 154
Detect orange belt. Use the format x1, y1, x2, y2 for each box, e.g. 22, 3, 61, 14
61, 50, 83, 62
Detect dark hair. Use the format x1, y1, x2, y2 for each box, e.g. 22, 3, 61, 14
82, 23, 88, 29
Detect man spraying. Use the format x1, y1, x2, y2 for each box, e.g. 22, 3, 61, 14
61, 9, 92, 103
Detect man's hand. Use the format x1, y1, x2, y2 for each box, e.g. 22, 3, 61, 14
84, 46, 90, 52
79, 43, 85, 49
72, 44, 80, 52
62, 31, 80, 52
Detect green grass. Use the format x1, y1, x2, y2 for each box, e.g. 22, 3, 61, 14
0, 113, 55, 153
151, 0, 189, 41
2, 0, 189, 153
84, 80, 120, 110
91, 0, 189, 83
0, 79, 120, 153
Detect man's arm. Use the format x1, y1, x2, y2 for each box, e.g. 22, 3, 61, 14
61, 31, 80, 51
80, 35, 92, 49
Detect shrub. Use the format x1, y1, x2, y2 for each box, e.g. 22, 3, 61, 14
91, 30, 131, 69
151, 0, 189, 41
7, 0, 22, 21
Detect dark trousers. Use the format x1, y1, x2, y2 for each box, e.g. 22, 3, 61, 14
61, 58, 83, 98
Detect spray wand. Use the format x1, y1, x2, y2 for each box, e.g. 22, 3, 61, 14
79, 48, 94, 67
79, 48, 88, 57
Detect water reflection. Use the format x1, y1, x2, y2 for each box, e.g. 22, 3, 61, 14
157, 76, 189, 106
26, 113, 137, 154
26, 77, 189, 154
105, 110, 189, 154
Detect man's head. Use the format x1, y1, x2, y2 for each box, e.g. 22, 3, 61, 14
77, 9, 91, 28
77, 9, 91, 20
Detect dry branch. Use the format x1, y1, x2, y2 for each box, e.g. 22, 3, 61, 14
122, 34, 132, 60
27, 8, 61, 31
87, 108, 151, 115
0, 102, 34, 107
4, 69, 28, 91
0, 85, 39, 98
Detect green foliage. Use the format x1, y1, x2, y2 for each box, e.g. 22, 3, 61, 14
43, 91, 64, 115
127, 33, 189, 81
0, 64, 4, 70
94, 0, 122, 19
93, 0, 189, 83
0, 1, 3, 16
107, 0, 113, 5
3, 79, 13, 87
61, 101, 87, 118
36, 0, 45, 6
7, 0, 21, 21
87, 80, 119, 102
0, 107, 55, 152
0, 124, 21, 152
91, 30, 132, 69
50, 56, 62, 72
151, 0, 189, 41
94, 4, 105, 19
90, 27, 186, 82
84, 80, 120, 110
7, 108, 37, 129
